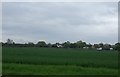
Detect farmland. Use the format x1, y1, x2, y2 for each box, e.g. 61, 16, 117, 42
2, 47, 118, 75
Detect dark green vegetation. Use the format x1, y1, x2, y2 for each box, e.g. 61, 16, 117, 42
3, 63, 117, 75
2, 47, 118, 75
2, 39, 120, 51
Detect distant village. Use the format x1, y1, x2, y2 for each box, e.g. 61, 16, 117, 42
1, 39, 120, 51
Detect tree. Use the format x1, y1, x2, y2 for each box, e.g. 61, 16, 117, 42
37, 41, 46, 47
52, 44, 57, 47
70, 43, 76, 48
115, 43, 120, 51
103, 43, 111, 50
47, 43, 52, 48
28, 42, 34, 47
62, 41, 71, 48
87, 43, 92, 48
76, 40, 86, 48
99, 43, 104, 48
94, 44, 99, 48
6, 39, 14, 44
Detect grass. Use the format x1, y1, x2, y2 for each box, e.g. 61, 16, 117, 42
2, 47, 118, 75
3, 63, 118, 75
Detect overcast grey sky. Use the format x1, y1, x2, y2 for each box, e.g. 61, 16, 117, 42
2, 2, 118, 44
1, 0, 119, 2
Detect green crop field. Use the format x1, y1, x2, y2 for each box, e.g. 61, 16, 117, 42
2, 47, 118, 75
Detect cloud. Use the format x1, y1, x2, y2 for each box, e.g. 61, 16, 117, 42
2, 2, 118, 44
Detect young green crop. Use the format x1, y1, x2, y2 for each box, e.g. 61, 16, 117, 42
3, 63, 118, 75
2, 47, 118, 69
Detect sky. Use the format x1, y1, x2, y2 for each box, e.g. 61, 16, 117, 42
1, 0, 119, 2
0, 2, 2, 43
2, 2, 118, 44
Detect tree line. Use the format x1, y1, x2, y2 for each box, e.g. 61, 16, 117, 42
1, 39, 120, 51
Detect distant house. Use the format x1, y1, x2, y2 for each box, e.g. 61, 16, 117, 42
57, 44, 63, 48
110, 48, 113, 50
83, 47, 89, 49
97, 47, 102, 51
91, 45, 95, 48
